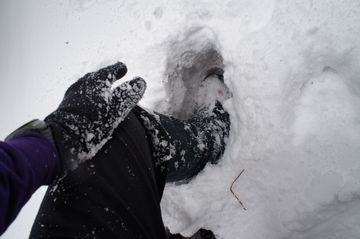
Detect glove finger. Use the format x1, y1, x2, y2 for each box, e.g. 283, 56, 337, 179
93, 61, 127, 83
214, 100, 230, 134
111, 77, 147, 120
91, 62, 128, 89
64, 62, 127, 98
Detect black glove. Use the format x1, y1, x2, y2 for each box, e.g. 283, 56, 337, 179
45, 62, 146, 171
134, 101, 230, 182
190, 101, 230, 164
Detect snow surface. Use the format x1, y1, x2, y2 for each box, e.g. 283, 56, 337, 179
1, 0, 360, 238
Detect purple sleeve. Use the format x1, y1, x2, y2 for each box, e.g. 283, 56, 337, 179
0, 134, 59, 234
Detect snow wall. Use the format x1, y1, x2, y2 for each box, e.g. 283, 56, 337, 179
1, 0, 360, 238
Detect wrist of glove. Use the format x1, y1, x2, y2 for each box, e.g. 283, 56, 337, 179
5, 119, 61, 176
5, 119, 54, 144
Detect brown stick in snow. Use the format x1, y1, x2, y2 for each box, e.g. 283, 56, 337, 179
230, 169, 246, 210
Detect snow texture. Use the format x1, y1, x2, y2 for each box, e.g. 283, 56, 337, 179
1, 0, 360, 238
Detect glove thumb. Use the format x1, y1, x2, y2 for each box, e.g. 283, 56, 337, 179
111, 77, 147, 119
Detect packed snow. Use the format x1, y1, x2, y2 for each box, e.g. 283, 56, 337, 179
1, 0, 360, 238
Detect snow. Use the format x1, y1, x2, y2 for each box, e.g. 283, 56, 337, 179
1, 0, 360, 238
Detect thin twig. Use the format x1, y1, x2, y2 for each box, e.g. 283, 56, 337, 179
230, 169, 246, 210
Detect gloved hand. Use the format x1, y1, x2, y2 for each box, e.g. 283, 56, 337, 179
188, 101, 230, 164
190, 101, 230, 164
133, 100, 230, 182
45, 62, 146, 171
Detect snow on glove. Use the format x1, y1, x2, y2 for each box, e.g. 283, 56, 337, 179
190, 101, 230, 164
45, 62, 146, 171
134, 100, 230, 182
